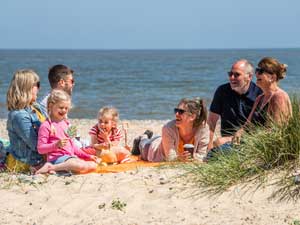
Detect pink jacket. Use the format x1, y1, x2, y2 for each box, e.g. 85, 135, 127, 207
38, 119, 92, 162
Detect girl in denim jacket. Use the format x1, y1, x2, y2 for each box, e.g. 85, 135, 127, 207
6, 69, 46, 172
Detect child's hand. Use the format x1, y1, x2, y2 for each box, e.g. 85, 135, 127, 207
98, 128, 110, 142
56, 138, 69, 148
90, 155, 102, 164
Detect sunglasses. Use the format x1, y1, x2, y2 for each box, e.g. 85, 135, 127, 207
255, 67, 269, 75
227, 71, 242, 78
174, 108, 187, 115
34, 81, 40, 89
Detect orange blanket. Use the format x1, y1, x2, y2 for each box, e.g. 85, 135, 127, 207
93, 155, 163, 173
96, 160, 163, 173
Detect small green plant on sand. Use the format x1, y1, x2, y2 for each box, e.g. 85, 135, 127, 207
182, 97, 300, 199
292, 220, 300, 225
111, 198, 127, 211
0, 172, 48, 190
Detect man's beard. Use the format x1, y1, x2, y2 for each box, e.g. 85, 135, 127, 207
231, 80, 249, 94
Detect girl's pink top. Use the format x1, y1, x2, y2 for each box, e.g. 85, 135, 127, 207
38, 119, 92, 162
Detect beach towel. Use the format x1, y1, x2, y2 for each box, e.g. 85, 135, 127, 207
95, 158, 163, 173
80, 155, 162, 174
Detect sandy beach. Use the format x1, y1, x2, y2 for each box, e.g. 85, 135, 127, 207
1, 119, 300, 225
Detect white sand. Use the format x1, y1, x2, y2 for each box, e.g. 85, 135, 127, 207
0, 119, 300, 225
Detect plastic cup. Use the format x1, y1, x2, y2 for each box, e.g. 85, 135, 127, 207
183, 144, 194, 158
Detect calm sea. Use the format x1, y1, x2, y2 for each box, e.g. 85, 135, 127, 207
0, 49, 299, 120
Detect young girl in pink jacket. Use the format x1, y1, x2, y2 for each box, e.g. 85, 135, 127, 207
36, 90, 98, 174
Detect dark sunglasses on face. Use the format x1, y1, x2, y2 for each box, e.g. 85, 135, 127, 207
255, 67, 268, 75
35, 81, 40, 89
227, 71, 242, 78
174, 108, 186, 115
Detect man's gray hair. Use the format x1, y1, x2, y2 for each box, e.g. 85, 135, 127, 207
241, 59, 254, 76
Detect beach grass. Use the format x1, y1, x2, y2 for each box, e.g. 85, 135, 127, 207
183, 97, 300, 199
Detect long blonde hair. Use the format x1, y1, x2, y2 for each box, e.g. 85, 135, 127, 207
7, 69, 39, 110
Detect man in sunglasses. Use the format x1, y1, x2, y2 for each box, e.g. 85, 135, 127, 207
207, 59, 262, 155
39, 64, 75, 116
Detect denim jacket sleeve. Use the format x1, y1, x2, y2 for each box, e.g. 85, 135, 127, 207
12, 111, 38, 151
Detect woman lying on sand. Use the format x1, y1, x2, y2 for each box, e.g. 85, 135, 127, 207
131, 97, 208, 162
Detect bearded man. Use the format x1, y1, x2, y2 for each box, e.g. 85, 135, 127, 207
207, 59, 262, 151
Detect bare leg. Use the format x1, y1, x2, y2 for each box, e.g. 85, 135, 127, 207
35, 162, 55, 174
36, 158, 97, 174
214, 136, 233, 148
112, 146, 132, 163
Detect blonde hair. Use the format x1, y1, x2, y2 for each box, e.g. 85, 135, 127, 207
47, 90, 71, 116
97, 106, 119, 123
7, 69, 39, 110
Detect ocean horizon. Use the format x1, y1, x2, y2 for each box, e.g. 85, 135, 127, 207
1, 49, 299, 120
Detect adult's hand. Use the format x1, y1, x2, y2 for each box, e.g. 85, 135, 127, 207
177, 150, 192, 162
207, 141, 214, 151
232, 129, 243, 145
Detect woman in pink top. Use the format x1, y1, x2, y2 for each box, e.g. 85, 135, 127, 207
233, 57, 292, 143
36, 90, 98, 174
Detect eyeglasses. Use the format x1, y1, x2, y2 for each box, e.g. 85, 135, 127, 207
227, 71, 242, 78
255, 67, 269, 75
34, 81, 40, 89
174, 108, 187, 115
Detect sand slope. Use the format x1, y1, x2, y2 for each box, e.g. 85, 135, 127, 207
1, 119, 300, 225
1, 168, 300, 225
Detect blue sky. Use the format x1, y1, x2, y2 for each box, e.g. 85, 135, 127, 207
0, 0, 299, 49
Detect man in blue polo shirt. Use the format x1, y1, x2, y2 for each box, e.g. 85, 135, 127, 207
207, 59, 262, 153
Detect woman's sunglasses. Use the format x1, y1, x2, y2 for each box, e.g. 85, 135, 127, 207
255, 67, 270, 75
174, 108, 186, 115
35, 81, 40, 89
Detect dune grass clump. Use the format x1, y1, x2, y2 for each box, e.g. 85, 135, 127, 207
185, 97, 300, 196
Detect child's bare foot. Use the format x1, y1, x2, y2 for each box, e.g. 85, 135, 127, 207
0, 163, 6, 172
35, 162, 55, 174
